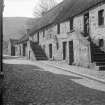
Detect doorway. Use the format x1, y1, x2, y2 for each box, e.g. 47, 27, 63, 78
20, 46, 21, 56
84, 12, 89, 37
11, 46, 15, 56
37, 32, 39, 43
49, 44, 52, 58
63, 42, 67, 60
29, 51, 30, 60
23, 43, 27, 56
69, 41, 74, 65
99, 39, 104, 47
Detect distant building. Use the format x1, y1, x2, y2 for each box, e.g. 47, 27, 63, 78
8, 39, 19, 56
9, 0, 105, 70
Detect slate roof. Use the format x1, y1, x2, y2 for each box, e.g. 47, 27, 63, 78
55, 0, 105, 23
29, 2, 63, 36
18, 34, 29, 43
29, 0, 105, 36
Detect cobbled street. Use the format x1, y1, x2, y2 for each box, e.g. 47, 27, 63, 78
3, 56, 105, 105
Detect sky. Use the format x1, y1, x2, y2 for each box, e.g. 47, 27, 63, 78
3, 0, 63, 18
3, 0, 38, 17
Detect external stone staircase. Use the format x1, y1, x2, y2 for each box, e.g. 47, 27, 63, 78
90, 41, 105, 70
81, 31, 105, 71
30, 41, 48, 60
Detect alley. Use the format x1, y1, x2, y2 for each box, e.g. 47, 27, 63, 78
3, 56, 105, 105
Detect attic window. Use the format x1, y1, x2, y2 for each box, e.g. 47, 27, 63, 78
98, 9, 104, 26
57, 23, 60, 34
70, 17, 74, 31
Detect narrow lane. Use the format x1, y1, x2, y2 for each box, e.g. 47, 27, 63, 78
3, 56, 105, 105
3, 56, 105, 92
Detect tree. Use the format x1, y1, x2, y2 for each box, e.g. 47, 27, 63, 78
33, 0, 57, 17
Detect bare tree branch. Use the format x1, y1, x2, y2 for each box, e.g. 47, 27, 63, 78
33, 0, 57, 17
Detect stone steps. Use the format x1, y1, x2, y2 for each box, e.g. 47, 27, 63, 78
91, 42, 105, 70
30, 41, 48, 60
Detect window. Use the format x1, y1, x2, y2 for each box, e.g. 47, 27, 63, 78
57, 23, 60, 34
70, 17, 74, 31
98, 9, 104, 26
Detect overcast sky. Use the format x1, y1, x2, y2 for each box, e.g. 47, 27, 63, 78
3, 0, 63, 18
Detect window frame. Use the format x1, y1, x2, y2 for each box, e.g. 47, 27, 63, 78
98, 9, 104, 26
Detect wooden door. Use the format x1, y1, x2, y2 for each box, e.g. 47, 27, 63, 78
49, 44, 52, 58
63, 42, 67, 60
84, 13, 89, 37
69, 41, 74, 65
11, 46, 15, 56
37, 32, 39, 43
29, 51, 30, 60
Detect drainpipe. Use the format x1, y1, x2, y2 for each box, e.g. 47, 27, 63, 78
0, 0, 4, 74
0, 0, 4, 104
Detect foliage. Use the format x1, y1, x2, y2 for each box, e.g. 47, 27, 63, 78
33, 0, 57, 17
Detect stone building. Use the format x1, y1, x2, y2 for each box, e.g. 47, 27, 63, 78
8, 39, 19, 56
9, 0, 105, 70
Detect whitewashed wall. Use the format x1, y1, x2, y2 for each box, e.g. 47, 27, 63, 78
45, 25, 57, 40
74, 15, 84, 32
60, 21, 70, 34
89, 3, 105, 39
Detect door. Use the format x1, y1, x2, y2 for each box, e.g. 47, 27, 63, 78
23, 44, 25, 56
84, 13, 89, 37
23, 43, 27, 56
20, 46, 21, 56
49, 44, 52, 58
69, 41, 74, 65
11, 46, 15, 56
37, 32, 39, 43
63, 42, 67, 60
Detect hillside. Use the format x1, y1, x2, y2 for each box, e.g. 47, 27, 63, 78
3, 17, 33, 41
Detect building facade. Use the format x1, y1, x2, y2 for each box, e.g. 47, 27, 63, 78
9, 0, 105, 70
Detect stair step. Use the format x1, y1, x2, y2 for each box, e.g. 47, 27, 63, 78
94, 53, 105, 56
94, 51, 105, 54
94, 59, 105, 62
36, 55, 46, 57
94, 57, 105, 60
96, 62, 105, 66
37, 57, 48, 60
30, 41, 48, 61
99, 66, 105, 71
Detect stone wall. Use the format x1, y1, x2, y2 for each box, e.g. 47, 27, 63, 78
74, 15, 84, 32
60, 21, 70, 34
27, 41, 36, 60
89, 3, 105, 50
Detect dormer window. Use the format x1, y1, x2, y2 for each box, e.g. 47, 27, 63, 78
98, 9, 104, 26
70, 17, 74, 31
57, 23, 60, 34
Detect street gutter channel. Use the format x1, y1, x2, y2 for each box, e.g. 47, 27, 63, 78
42, 62, 105, 84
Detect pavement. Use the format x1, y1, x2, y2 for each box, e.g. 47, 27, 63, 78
3, 57, 105, 105
39, 60, 105, 84
3, 55, 105, 91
